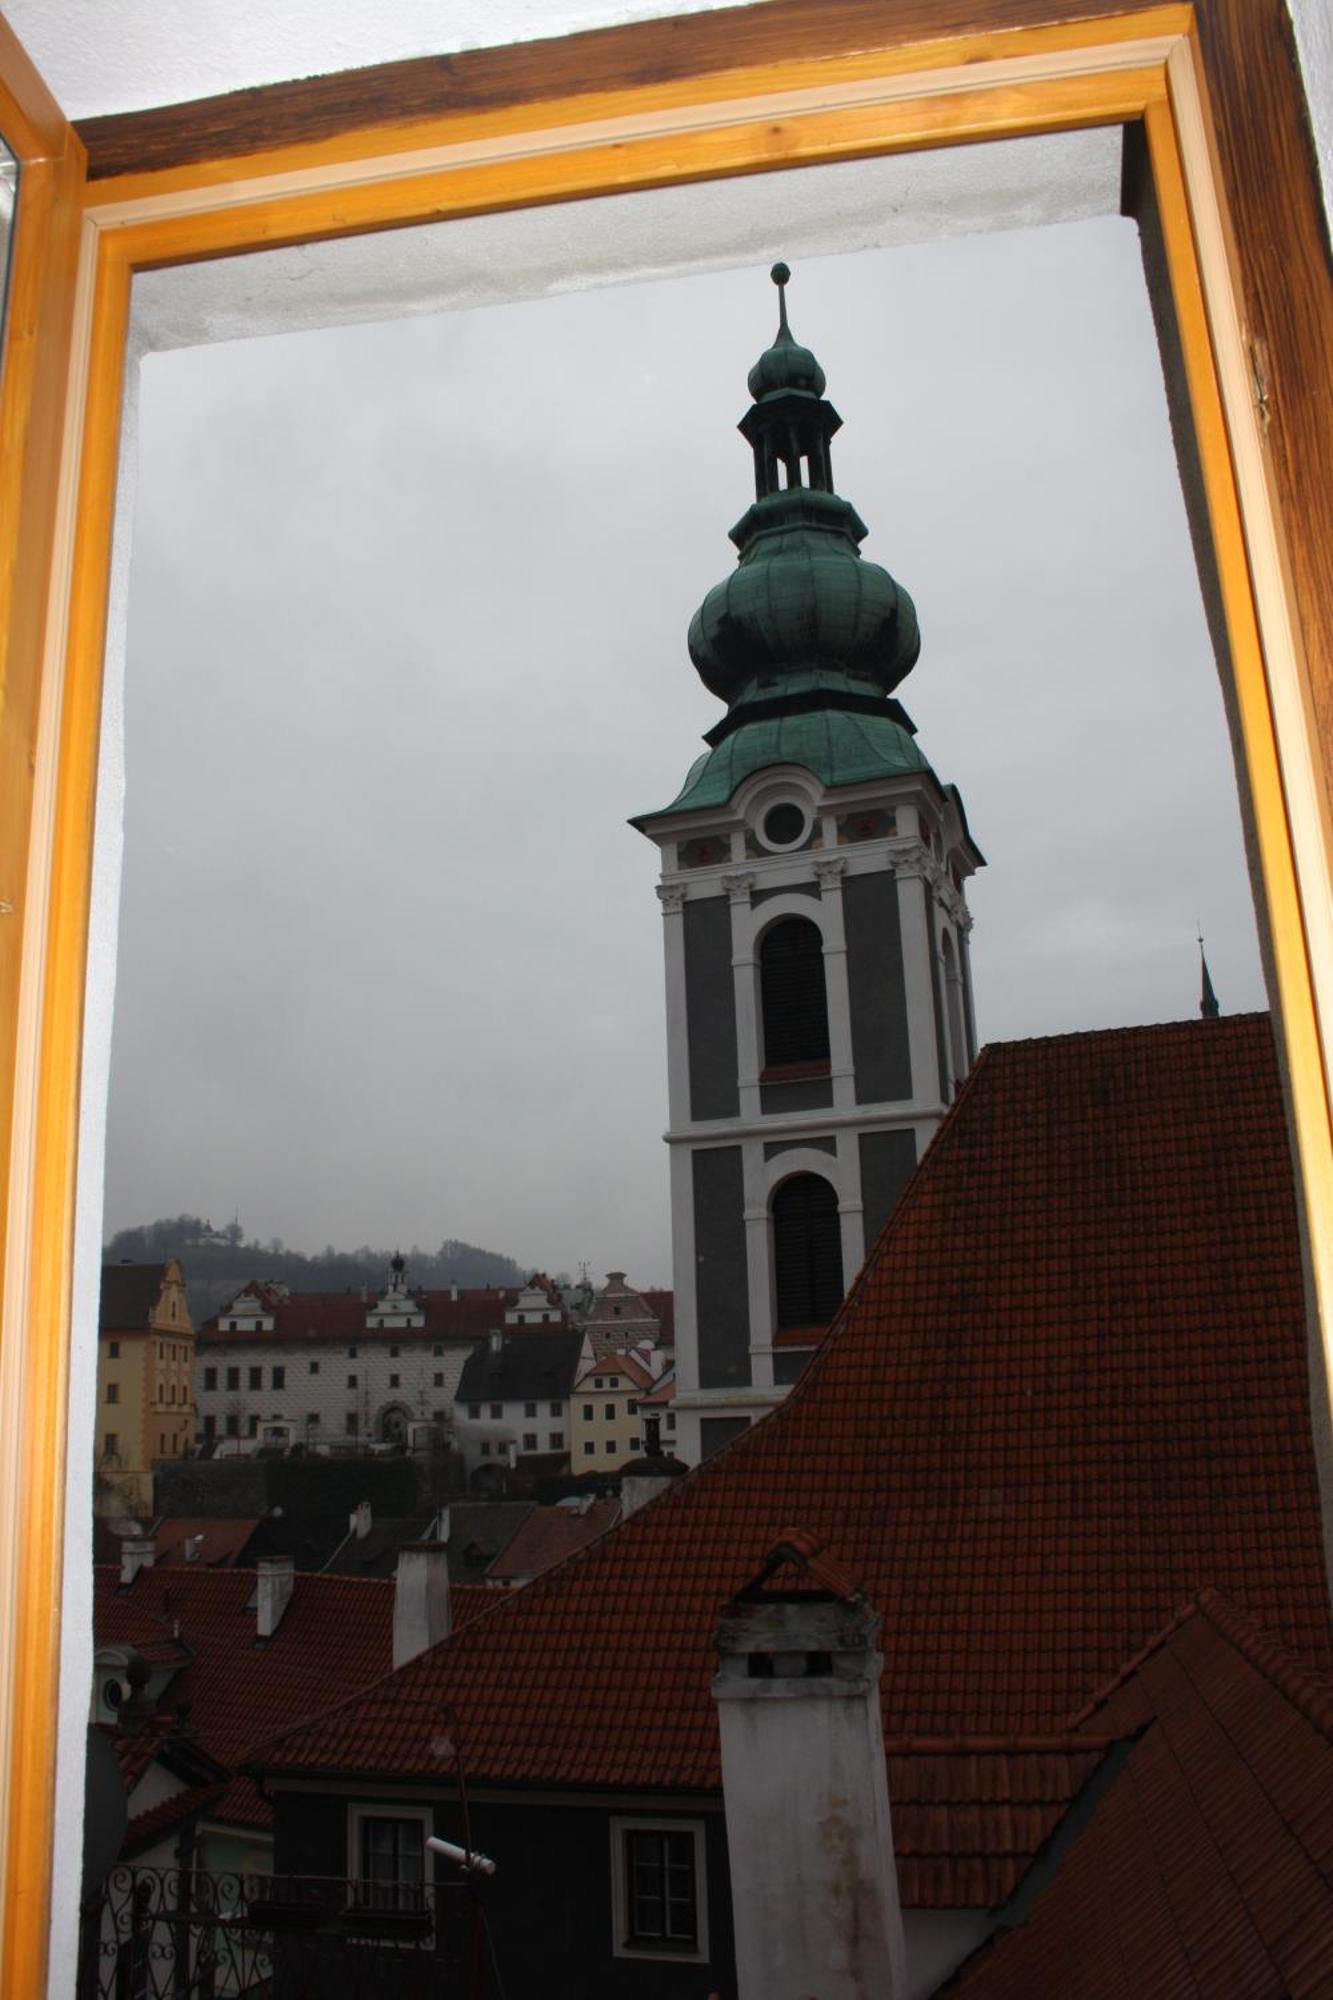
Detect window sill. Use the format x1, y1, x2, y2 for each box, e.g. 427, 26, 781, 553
772, 1324, 828, 1349
759, 1060, 831, 1084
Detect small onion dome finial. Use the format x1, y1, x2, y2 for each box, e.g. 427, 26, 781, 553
391, 1249, 405, 1274
748, 259, 826, 400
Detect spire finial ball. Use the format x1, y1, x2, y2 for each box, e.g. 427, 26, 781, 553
771, 261, 790, 286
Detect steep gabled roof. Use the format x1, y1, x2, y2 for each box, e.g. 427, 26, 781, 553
943, 1591, 1333, 1994
456, 1330, 583, 1405
100, 1263, 169, 1332
253, 1017, 1332, 1809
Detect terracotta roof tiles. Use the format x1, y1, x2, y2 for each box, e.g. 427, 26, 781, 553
944, 1591, 1333, 1993
252, 1018, 1333, 1840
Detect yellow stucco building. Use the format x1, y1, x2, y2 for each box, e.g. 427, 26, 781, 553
96, 1261, 194, 1516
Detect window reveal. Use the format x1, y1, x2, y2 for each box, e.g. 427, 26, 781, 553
759, 916, 830, 1070
772, 1173, 844, 1329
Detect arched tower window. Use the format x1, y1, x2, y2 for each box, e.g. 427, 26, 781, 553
772, 1174, 844, 1331
760, 917, 830, 1070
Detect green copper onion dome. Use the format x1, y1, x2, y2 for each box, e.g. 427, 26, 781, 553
687, 263, 920, 737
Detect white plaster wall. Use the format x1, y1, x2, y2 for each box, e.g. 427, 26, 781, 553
193, 1336, 475, 1438
1288, 0, 1333, 230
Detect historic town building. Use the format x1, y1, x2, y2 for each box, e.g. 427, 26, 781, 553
96, 1261, 195, 1515
634, 267, 983, 1463
194, 1260, 565, 1450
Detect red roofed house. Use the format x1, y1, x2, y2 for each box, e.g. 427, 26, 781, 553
195, 1256, 562, 1451
246, 1014, 1333, 1997
91, 1540, 493, 1883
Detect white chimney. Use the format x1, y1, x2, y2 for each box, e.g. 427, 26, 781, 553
349, 1499, 372, 1540
620, 1461, 681, 1519
256, 1555, 295, 1639
712, 1534, 906, 2000
488, 1329, 503, 1355
119, 1535, 156, 1587
450, 1284, 459, 1302
393, 1542, 452, 1668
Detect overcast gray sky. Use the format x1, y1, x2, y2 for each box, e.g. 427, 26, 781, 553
104, 214, 1265, 1285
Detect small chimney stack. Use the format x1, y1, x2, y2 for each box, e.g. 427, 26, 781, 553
712, 1532, 907, 2000
349, 1499, 372, 1540
255, 1555, 295, 1640
119, 1535, 156, 1588
620, 1453, 684, 1520
393, 1542, 452, 1668
488, 1329, 503, 1356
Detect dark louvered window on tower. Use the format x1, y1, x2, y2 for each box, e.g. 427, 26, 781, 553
760, 917, 830, 1072
772, 1174, 844, 1330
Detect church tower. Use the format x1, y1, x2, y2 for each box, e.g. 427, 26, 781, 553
634, 265, 983, 1466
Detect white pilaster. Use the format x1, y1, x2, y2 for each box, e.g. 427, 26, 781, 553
814, 855, 856, 1113
657, 882, 691, 1130
726, 871, 761, 1120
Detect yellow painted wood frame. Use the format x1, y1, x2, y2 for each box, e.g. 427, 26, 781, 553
3, 4, 1332, 1988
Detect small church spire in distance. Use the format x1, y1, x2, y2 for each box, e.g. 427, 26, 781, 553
1198, 930, 1220, 1019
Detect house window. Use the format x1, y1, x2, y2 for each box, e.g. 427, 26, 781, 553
489, 1403, 502, 1419
549, 1401, 561, 1416
350, 1807, 429, 1912
433, 1372, 444, 1387
309, 1360, 320, 1374
347, 1373, 358, 1387
389, 1373, 401, 1388
389, 1345, 400, 1357
550, 1432, 564, 1449
630, 1437, 641, 1451
433, 1344, 443, 1356
583, 1404, 594, 1421
202, 1416, 215, 1441
248, 1416, 259, 1438
522, 1433, 538, 1451
105, 1383, 118, 1405
272, 1367, 286, 1389
605, 1440, 617, 1454
759, 915, 830, 1068
225, 1414, 239, 1438
772, 1173, 844, 1329
611, 1819, 707, 1961
468, 1404, 480, 1419
248, 1366, 262, 1390
627, 1400, 638, 1415
348, 1345, 358, 1358
103, 1433, 118, 1459
345, 1413, 358, 1435
604, 1403, 616, 1420
666, 1412, 676, 1431
480, 1441, 492, 1457
204, 1366, 217, 1391
594, 1377, 604, 1389
308, 1412, 320, 1427
524, 1402, 537, 1418
108, 1340, 119, 1359
226, 1367, 239, 1391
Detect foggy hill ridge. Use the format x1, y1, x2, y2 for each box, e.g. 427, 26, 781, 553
104, 1215, 532, 1322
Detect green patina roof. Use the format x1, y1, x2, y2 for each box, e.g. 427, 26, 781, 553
636, 706, 931, 823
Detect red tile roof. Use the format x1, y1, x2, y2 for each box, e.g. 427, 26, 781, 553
124, 1780, 229, 1858
944, 1590, 1333, 1993
486, 1501, 622, 1582
96, 1565, 494, 1828
252, 1018, 1332, 1832
642, 1290, 675, 1343
153, 1518, 262, 1567
100, 1262, 170, 1332
200, 1285, 550, 1345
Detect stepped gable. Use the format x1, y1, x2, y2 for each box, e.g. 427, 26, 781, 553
943, 1590, 1333, 1994
251, 1015, 1332, 1799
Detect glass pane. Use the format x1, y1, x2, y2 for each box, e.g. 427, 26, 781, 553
0, 135, 16, 368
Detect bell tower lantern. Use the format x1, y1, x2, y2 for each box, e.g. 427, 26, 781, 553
633, 266, 983, 1466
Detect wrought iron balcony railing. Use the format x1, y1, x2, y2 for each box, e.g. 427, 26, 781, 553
78, 1863, 488, 1999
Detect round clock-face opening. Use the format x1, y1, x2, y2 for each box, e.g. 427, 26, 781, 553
762, 802, 807, 848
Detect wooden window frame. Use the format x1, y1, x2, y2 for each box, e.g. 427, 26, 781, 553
0, 3, 1331, 1989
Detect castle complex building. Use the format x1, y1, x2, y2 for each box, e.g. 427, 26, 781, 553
634, 268, 982, 1465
